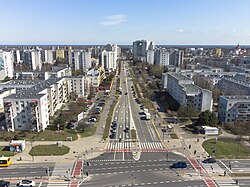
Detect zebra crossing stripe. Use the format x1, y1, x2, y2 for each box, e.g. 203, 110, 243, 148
106, 142, 168, 152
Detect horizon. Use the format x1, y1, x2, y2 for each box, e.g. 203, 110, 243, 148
1, 0, 250, 45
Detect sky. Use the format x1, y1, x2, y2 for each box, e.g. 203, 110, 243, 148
1, 0, 250, 45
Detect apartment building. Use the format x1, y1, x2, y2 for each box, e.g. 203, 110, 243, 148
2, 75, 85, 132
154, 48, 170, 66
166, 72, 212, 112
132, 40, 150, 59
217, 77, 250, 95
218, 95, 250, 123
0, 51, 14, 78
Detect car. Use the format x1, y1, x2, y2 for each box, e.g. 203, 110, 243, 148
112, 125, 117, 130
170, 161, 187, 169
124, 127, 129, 132
110, 133, 116, 139
17, 180, 35, 187
88, 117, 97, 122
0, 180, 10, 187
98, 102, 105, 107
111, 129, 117, 133
202, 158, 216, 164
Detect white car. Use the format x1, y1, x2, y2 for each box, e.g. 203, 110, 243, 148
17, 180, 36, 187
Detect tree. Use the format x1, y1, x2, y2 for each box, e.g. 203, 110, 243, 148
197, 110, 218, 127
3, 76, 10, 82
177, 105, 198, 118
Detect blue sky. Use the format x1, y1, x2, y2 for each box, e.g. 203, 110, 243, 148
1, 0, 250, 45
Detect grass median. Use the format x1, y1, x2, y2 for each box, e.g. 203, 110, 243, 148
202, 138, 250, 159
102, 99, 118, 141
29, 144, 70, 156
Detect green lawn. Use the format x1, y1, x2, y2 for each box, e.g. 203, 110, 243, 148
79, 126, 97, 138
25, 130, 78, 141
29, 145, 70, 156
170, 133, 178, 139
203, 138, 250, 159
141, 98, 155, 110
0, 146, 14, 157
0, 130, 78, 142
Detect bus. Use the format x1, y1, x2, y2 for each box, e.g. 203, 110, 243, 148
0, 157, 11, 167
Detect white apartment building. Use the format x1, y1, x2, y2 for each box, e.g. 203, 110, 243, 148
100, 50, 117, 71
67, 76, 85, 97
166, 72, 212, 112
218, 95, 250, 123
16, 50, 21, 63
73, 51, 80, 70
2, 75, 85, 132
31, 50, 42, 70
44, 50, 54, 64
13, 66, 72, 80
154, 48, 170, 66
146, 42, 155, 65
1, 51, 14, 78
80, 50, 91, 71
0, 88, 16, 111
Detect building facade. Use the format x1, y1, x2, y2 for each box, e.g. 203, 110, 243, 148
218, 96, 250, 123
166, 72, 212, 112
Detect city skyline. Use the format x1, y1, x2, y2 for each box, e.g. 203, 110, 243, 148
1, 0, 250, 45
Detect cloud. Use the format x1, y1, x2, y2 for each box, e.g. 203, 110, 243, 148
177, 29, 184, 33
100, 14, 126, 26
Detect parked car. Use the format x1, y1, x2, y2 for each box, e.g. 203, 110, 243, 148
98, 102, 105, 107
66, 120, 77, 130
202, 158, 216, 164
110, 133, 116, 139
170, 162, 187, 169
17, 180, 35, 187
0, 180, 10, 187
88, 117, 97, 122
111, 129, 117, 133
125, 92, 128, 95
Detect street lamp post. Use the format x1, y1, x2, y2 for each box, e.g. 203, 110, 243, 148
30, 139, 34, 162
131, 174, 136, 187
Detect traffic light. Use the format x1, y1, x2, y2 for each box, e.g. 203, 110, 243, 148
86, 161, 90, 166
86, 171, 89, 176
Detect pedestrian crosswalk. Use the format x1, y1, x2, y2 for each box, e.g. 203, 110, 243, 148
106, 141, 167, 152
47, 181, 70, 187
214, 179, 240, 187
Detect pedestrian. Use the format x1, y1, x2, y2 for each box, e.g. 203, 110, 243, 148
224, 171, 226, 176
235, 179, 239, 184
211, 166, 213, 173
229, 162, 232, 170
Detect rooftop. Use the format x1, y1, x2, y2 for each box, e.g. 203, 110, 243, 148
221, 95, 250, 100
169, 72, 191, 81
182, 84, 202, 93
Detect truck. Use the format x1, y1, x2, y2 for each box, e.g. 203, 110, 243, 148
145, 112, 151, 120
119, 87, 122, 94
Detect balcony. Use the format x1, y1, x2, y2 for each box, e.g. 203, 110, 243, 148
30, 101, 38, 107
4, 102, 12, 107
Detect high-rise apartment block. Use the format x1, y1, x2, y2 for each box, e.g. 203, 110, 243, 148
165, 72, 213, 112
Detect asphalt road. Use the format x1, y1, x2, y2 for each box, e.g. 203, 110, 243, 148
83, 60, 207, 187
